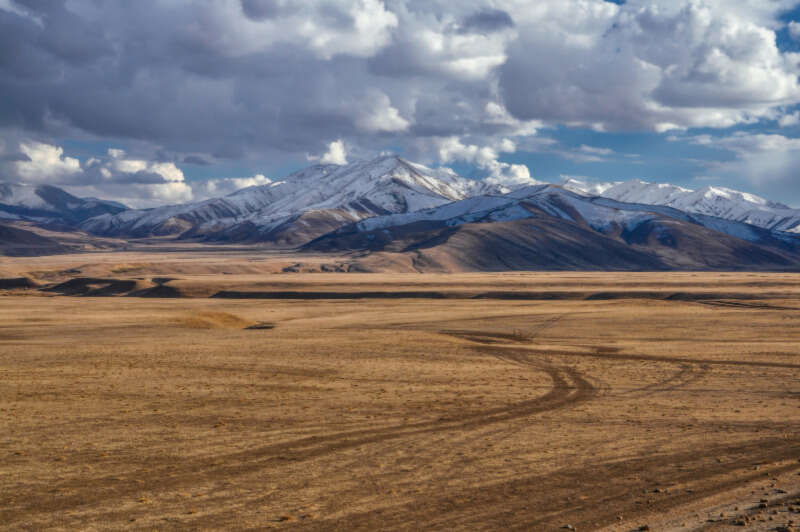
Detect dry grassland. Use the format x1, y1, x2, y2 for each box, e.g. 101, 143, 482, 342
0, 252, 798, 530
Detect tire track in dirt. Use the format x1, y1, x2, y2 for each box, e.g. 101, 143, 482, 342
438, 314, 566, 346
0, 345, 596, 523
281, 326, 798, 530
438, 317, 747, 400
450, 332, 800, 370
498, 345, 800, 370
624, 362, 712, 397
294, 438, 800, 531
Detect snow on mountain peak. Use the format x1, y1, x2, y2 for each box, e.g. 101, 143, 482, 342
564, 178, 799, 233
80, 154, 535, 241
75, 153, 800, 244
562, 177, 618, 196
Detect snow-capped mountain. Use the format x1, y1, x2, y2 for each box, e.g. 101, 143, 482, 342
308, 184, 800, 272
350, 184, 783, 244
0, 183, 127, 224
564, 178, 800, 234
82, 155, 537, 244
6, 156, 800, 270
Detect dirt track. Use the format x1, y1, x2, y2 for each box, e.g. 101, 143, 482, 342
0, 269, 799, 530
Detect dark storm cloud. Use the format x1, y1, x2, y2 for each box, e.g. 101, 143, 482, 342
0, 2, 403, 160
182, 155, 211, 166
459, 9, 513, 34
3, 0, 800, 204
0, 151, 30, 162
240, 0, 282, 20
240, 0, 298, 21
0, 9, 57, 81
0, 0, 531, 162
79, 168, 173, 186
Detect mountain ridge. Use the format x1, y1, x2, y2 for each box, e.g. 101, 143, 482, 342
563, 178, 800, 234
306, 184, 800, 272
0, 183, 127, 225
79, 155, 537, 245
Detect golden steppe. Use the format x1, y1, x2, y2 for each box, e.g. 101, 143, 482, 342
1, 249, 799, 531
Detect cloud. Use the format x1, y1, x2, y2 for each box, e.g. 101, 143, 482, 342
319, 139, 348, 165
433, 136, 536, 186
686, 132, 800, 155
504, 137, 616, 163
500, 1, 800, 131
790, 21, 800, 41
579, 145, 613, 156
779, 111, 800, 127
2, 141, 194, 207
15, 141, 81, 181
182, 155, 211, 166
679, 131, 800, 204
191, 173, 273, 200
0, 151, 29, 162
459, 9, 514, 34
240, 0, 296, 21
354, 90, 411, 133
2, 0, 800, 203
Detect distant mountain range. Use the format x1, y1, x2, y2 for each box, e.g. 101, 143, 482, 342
563, 178, 800, 234
4, 155, 800, 270
0, 183, 126, 226
308, 184, 800, 271
80, 156, 522, 246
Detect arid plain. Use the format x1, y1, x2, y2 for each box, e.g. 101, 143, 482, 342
1, 250, 799, 531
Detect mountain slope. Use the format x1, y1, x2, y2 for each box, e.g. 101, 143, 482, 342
0, 223, 69, 256
564, 178, 800, 234
306, 185, 800, 272
0, 183, 127, 225
82, 155, 535, 244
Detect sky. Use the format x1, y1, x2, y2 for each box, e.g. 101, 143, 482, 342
3, 0, 800, 208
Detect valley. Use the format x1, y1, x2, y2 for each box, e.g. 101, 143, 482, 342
3, 157, 800, 531
5, 2, 800, 530
1, 261, 799, 530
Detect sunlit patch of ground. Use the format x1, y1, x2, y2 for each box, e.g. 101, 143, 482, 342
0, 263, 798, 530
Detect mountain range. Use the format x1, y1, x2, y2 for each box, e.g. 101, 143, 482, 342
308, 184, 800, 271
3, 155, 800, 270
563, 178, 800, 234
80, 156, 522, 246
0, 183, 126, 226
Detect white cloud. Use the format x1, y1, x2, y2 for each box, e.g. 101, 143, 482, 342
579, 145, 613, 156
15, 142, 81, 181
4, 141, 195, 207
0, 0, 42, 25
101, 149, 185, 183
319, 139, 348, 165
681, 132, 800, 202
308, 0, 398, 59
172, 0, 398, 60
375, 2, 517, 81
688, 132, 800, 154
789, 21, 800, 41
779, 111, 800, 127
434, 135, 536, 186
6, 0, 800, 205
355, 91, 411, 132
500, 1, 800, 131
191, 174, 272, 200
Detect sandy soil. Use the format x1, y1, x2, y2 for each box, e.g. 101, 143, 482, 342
0, 254, 798, 530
